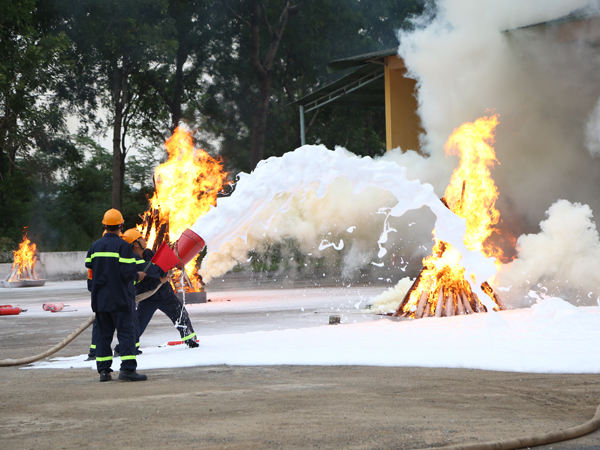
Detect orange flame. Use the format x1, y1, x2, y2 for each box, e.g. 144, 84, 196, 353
444, 114, 500, 257
140, 127, 229, 290
9, 228, 37, 281
400, 114, 506, 317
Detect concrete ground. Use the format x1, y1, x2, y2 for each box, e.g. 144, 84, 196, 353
1, 281, 600, 450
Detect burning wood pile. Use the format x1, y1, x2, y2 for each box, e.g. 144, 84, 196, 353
1, 229, 46, 288
394, 114, 510, 319
138, 127, 229, 298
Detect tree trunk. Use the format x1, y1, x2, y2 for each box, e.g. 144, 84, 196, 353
170, 45, 186, 132
229, 0, 299, 171
111, 68, 123, 211
111, 62, 130, 211
250, 76, 271, 169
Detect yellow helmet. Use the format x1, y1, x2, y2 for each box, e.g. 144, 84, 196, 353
122, 228, 143, 244
102, 208, 124, 226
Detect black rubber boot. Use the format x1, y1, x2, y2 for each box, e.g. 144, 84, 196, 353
186, 339, 199, 348
99, 370, 112, 382
118, 370, 147, 381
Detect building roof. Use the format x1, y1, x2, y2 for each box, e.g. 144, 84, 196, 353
325, 47, 398, 72
290, 48, 400, 110
514, 6, 599, 31
290, 62, 386, 110
292, 6, 600, 112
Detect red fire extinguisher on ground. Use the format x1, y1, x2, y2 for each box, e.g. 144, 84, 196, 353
0, 305, 27, 315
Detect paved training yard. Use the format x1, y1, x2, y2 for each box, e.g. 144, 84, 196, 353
1, 281, 600, 449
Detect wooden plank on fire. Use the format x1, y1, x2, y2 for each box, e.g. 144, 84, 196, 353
415, 290, 429, 318
394, 269, 425, 317
471, 291, 486, 313
461, 291, 475, 314
153, 221, 169, 252
457, 290, 466, 315
445, 292, 454, 317
434, 286, 444, 317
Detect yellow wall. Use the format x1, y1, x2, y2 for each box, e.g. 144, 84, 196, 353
384, 55, 423, 152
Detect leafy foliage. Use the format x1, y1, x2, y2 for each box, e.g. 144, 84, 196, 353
0, 0, 425, 251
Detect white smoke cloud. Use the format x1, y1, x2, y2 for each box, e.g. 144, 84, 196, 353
397, 0, 600, 231
585, 96, 600, 158
495, 200, 600, 307
202, 0, 600, 309
375, 0, 600, 307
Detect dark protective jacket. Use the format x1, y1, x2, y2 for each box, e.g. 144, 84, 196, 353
85, 233, 141, 312
136, 248, 177, 300
132, 249, 164, 295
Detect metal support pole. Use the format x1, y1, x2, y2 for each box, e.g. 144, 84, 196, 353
299, 105, 306, 146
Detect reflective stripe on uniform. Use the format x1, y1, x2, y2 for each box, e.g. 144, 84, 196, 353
120, 355, 136, 361
90, 344, 96, 349
89, 252, 137, 264
182, 332, 196, 341
135, 342, 140, 348
89, 252, 120, 259
119, 257, 137, 264
96, 355, 112, 362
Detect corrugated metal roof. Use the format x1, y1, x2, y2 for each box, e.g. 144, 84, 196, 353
326, 47, 398, 72
291, 63, 385, 109
511, 6, 599, 31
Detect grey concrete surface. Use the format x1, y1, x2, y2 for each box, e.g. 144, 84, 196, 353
1, 281, 600, 450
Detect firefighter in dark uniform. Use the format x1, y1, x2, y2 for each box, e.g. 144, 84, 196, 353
86, 231, 144, 361
121, 228, 199, 348
85, 209, 147, 382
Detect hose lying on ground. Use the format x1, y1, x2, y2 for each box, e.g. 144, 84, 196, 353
0, 314, 96, 367
419, 401, 600, 450
0, 282, 166, 368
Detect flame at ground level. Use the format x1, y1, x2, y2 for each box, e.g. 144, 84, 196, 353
8, 228, 38, 282
139, 127, 229, 291
397, 114, 509, 318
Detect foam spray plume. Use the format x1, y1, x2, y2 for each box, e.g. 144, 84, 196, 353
192, 145, 499, 310
379, 0, 600, 305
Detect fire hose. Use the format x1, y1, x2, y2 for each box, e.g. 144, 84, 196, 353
420, 401, 600, 450
0, 283, 166, 368
0, 228, 206, 369
2, 310, 600, 448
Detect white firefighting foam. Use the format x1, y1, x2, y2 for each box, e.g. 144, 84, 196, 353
192, 145, 498, 310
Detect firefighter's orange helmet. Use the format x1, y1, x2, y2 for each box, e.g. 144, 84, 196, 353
122, 228, 143, 244
102, 208, 124, 226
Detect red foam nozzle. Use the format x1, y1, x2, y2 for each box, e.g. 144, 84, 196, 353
150, 229, 206, 272
177, 229, 206, 266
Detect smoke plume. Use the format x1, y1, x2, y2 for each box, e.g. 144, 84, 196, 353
495, 200, 600, 307
386, 0, 600, 305
202, 0, 600, 309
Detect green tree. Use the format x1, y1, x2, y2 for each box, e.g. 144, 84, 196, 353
224, 0, 300, 170
57, 0, 168, 211
0, 0, 68, 198
201, 0, 425, 173
139, 0, 224, 134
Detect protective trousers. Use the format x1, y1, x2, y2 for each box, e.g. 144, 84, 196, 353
88, 307, 141, 359
137, 293, 196, 342
95, 310, 137, 373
